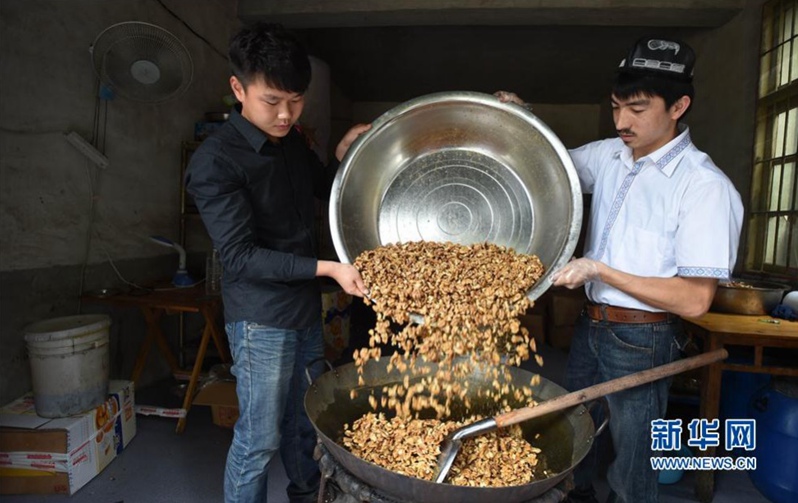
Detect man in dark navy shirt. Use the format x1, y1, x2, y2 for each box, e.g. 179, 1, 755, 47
185, 22, 370, 503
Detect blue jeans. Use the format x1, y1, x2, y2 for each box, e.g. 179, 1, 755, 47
223, 320, 324, 503
566, 311, 685, 503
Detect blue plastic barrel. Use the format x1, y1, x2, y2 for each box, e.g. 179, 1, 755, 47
748, 377, 798, 503
720, 357, 770, 422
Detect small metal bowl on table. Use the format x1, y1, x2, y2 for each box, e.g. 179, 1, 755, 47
710, 279, 790, 316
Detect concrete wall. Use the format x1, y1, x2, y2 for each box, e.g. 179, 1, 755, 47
239, 0, 745, 28
0, 0, 769, 405
0, 0, 241, 404
687, 0, 767, 273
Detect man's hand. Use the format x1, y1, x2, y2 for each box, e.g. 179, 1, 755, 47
335, 123, 372, 162
494, 90, 531, 109
317, 260, 367, 297
550, 257, 602, 289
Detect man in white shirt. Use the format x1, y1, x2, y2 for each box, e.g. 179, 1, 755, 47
497, 37, 743, 503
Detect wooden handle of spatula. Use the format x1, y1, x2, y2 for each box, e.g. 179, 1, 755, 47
494, 348, 728, 428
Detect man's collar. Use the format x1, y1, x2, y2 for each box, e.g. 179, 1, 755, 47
229, 104, 269, 152
617, 124, 692, 176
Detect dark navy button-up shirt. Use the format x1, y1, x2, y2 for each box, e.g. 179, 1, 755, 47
185, 106, 339, 329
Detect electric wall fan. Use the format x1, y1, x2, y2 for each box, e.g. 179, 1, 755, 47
90, 21, 193, 103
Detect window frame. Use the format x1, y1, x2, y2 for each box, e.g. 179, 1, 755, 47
744, 0, 798, 281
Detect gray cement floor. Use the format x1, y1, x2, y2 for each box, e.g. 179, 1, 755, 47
2, 341, 772, 503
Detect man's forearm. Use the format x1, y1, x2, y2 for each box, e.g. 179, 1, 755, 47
597, 263, 718, 317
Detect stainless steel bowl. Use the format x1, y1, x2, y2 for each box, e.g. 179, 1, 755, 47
710, 279, 789, 315
329, 91, 583, 301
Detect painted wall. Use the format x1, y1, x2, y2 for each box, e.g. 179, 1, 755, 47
0, 0, 241, 404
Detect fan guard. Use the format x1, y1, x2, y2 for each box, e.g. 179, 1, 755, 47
90, 21, 193, 103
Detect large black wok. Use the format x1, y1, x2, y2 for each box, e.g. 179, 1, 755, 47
304, 358, 603, 503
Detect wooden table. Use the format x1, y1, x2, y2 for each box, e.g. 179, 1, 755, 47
682, 312, 798, 503
83, 283, 229, 433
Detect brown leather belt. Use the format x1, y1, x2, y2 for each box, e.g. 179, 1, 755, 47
585, 303, 676, 324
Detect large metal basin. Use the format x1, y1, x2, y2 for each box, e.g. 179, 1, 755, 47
329, 91, 582, 301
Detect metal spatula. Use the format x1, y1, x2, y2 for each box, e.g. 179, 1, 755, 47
433, 348, 729, 483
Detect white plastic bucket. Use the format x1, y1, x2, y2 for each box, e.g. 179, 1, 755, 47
24, 314, 111, 418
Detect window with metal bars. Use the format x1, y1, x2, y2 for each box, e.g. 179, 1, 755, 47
745, 0, 798, 279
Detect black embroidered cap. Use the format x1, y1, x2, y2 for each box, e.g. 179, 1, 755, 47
618, 37, 695, 82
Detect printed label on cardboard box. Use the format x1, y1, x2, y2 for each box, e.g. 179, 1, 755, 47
0, 380, 136, 495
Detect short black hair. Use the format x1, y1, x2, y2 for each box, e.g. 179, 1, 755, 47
228, 22, 311, 93
612, 72, 694, 116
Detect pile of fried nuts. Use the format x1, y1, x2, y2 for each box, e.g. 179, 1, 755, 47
342, 241, 547, 486
342, 412, 543, 487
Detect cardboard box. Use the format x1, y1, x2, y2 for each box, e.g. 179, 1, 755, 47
210, 405, 239, 429
549, 288, 587, 327
0, 380, 136, 495
540, 287, 585, 351
193, 380, 238, 429
518, 313, 546, 346
548, 325, 576, 351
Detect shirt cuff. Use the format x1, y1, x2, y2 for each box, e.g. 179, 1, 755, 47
294, 255, 318, 280
677, 266, 731, 280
